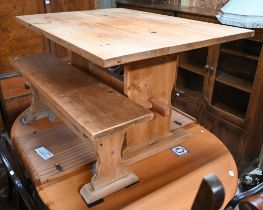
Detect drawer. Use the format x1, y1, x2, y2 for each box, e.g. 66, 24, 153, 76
0, 75, 32, 100
2, 94, 31, 128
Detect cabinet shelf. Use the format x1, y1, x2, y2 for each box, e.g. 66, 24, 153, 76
179, 61, 205, 76
218, 52, 258, 83
177, 68, 204, 93
216, 71, 252, 93
212, 82, 250, 120
221, 48, 259, 61
213, 102, 246, 120
175, 86, 192, 94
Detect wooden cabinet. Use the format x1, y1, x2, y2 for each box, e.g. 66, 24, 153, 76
214, 40, 261, 118
116, 0, 263, 166
175, 27, 263, 166
0, 75, 32, 128
176, 38, 262, 122
177, 45, 220, 102
0, 0, 96, 130
0, 0, 46, 73
45, 0, 96, 57
0, 0, 46, 130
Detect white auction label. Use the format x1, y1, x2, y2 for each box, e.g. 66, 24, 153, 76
171, 146, 189, 157
35, 147, 54, 160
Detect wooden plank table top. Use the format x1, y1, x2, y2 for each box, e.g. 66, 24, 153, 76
22, 123, 236, 210
17, 8, 253, 67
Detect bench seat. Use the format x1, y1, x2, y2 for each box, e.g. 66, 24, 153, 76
11, 53, 153, 204
12, 54, 153, 141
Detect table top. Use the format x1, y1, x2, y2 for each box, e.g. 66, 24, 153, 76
17, 8, 253, 68
34, 124, 237, 210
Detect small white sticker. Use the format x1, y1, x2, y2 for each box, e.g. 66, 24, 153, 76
229, 170, 234, 177
171, 146, 189, 157
9, 170, 14, 176
35, 147, 54, 160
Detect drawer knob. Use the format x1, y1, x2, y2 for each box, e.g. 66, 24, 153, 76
204, 65, 214, 72
204, 65, 210, 71
24, 82, 31, 89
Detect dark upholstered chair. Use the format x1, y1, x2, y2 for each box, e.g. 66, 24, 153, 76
191, 173, 225, 210
0, 135, 46, 210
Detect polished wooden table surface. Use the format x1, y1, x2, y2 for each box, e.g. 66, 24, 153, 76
11, 117, 238, 210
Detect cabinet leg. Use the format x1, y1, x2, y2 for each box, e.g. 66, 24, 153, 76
80, 130, 138, 204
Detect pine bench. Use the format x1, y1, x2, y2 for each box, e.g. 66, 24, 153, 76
12, 53, 153, 203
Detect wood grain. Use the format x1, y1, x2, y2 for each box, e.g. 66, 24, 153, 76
123, 55, 177, 157
80, 129, 138, 204
16, 8, 253, 68
242, 46, 263, 161
0, 0, 45, 73
22, 86, 50, 123
44, 0, 96, 58
30, 124, 238, 210
11, 54, 153, 141
11, 117, 96, 186
203, 44, 220, 102
115, 1, 263, 167
2, 94, 32, 128
216, 72, 252, 93
45, 0, 96, 13
170, 107, 196, 131
0, 76, 32, 100
0, 0, 46, 128
115, 0, 219, 19
189, 0, 228, 9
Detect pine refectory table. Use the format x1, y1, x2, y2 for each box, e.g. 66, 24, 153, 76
12, 8, 253, 207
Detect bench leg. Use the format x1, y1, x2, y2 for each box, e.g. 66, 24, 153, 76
21, 86, 50, 124
80, 129, 138, 204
